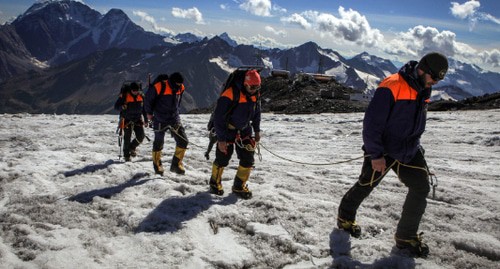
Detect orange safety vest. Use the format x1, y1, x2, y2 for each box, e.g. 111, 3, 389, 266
154, 81, 185, 96
379, 73, 430, 103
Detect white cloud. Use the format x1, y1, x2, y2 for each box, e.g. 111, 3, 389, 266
482, 13, 500, 25
132, 10, 174, 35
231, 33, 293, 49
383, 25, 499, 68
280, 13, 311, 30
384, 26, 467, 58
450, 0, 480, 19
272, 4, 287, 14
450, 0, 500, 30
264, 25, 286, 37
172, 7, 205, 24
220, 4, 228, 11
479, 49, 500, 67
239, 0, 272, 17
281, 7, 383, 48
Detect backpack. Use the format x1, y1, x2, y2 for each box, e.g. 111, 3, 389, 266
148, 74, 184, 107
120, 80, 143, 95
206, 66, 263, 131
146, 74, 169, 95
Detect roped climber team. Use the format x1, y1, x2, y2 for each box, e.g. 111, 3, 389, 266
116, 51, 449, 258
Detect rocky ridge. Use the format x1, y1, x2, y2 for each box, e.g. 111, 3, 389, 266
191, 75, 500, 114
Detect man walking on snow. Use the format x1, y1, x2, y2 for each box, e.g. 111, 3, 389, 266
336, 52, 449, 257
208, 69, 262, 199
144, 72, 189, 176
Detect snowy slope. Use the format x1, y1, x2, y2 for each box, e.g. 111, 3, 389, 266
0, 110, 499, 268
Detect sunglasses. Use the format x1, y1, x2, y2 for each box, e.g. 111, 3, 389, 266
247, 85, 261, 91
427, 70, 442, 81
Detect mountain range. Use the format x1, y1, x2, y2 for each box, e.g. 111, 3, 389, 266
1, 0, 499, 114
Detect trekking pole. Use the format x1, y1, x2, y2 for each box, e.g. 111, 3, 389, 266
419, 146, 438, 199
116, 127, 123, 160
428, 171, 438, 199
116, 117, 124, 160
255, 142, 262, 161
118, 135, 123, 160
205, 129, 217, 160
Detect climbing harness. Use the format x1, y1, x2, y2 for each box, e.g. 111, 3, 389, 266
235, 134, 256, 152
358, 156, 439, 199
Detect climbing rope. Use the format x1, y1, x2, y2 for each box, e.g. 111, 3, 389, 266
151, 123, 440, 198
258, 142, 366, 166
152, 124, 206, 148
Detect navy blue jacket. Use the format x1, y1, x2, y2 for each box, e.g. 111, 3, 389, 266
363, 61, 431, 163
214, 84, 261, 142
144, 80, 185, 125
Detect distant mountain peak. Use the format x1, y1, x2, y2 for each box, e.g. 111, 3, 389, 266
219, 32, 238, 47
15, 0, 101, 27
99, 8, 131, 28
104, 8, 128, 19
300, 41, 319, 49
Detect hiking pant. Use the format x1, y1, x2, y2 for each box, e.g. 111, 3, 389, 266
338, 150, 430, 239
123, 122, 145, 157
152, 122, 188, 151
214, 137, 255, 169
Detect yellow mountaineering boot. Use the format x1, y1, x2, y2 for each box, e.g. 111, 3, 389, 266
170, 146, 186, 174
337, 217, 362, 238
232, 166, 252, 199
209, 163, 224, 195
395, 233, 430, 258
152, 151, 164, 175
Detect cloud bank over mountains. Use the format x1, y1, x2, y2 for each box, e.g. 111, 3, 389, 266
128, 0, 498, 72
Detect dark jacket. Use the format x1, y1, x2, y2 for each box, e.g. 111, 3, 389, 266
363, 61, 431, 163
114, 92, 144, 123
144, 80, 185, 124
214, 84, 261, 142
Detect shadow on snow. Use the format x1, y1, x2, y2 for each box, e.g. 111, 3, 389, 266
68, 172, 151, 203
63, 159, 120, 177
329, 229, 417, 269
135, 192, 238, 234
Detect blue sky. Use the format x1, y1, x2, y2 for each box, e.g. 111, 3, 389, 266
1, 0, 499, 72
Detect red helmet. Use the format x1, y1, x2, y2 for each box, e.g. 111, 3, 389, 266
244, 70, 261, 86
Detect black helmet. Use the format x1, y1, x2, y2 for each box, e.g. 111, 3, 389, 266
169, 72, 184, 84
417, 52, 448, 80
130, 82, 140, 90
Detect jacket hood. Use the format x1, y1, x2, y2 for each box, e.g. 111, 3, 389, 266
399, 61, 426, 92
